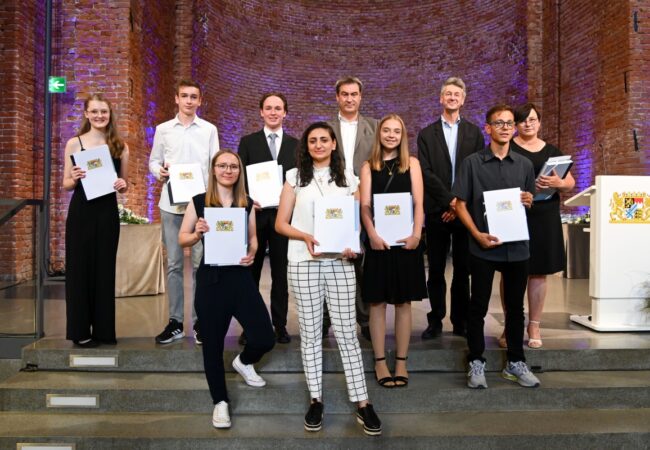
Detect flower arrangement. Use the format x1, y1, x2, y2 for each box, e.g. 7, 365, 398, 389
561, 212, 591, 224
118, 204, 150, 224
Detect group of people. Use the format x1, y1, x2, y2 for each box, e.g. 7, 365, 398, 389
63, 75, 574, 435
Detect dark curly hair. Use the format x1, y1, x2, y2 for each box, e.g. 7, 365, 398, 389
297, 122, 347, 188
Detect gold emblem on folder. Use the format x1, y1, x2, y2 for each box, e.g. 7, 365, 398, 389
496, 200, 513, 212
179, 172, 194, 180
325, 208, 343, 219
86, 159, 102, 170
610, 192, 650, 223
384, 205, 401, 216
216, 220, 234, 231
256, 172, 271, 182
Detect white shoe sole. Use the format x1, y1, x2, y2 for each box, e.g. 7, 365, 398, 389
232, 358, 266, 387
356, 416, 382, 436
212, 419, 231, 429
156, 331, 185, 344
304, 422, 322, 432
502, 371, 540, 388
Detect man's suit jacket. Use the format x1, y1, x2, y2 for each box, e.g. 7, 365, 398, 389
417, 117, 485, 216
237, 129, 298, 194
328, 114, 378, 177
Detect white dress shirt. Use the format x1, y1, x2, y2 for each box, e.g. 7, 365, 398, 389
149, 114, 220, 214
441, 115, 461, 184
338, 113, 358, 172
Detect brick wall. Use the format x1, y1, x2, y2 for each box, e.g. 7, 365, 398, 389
193, 0, 529, 153
1, 0, 648, 282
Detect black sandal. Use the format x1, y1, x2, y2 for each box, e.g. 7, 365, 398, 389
393, 356, 409, 387
374, 357, 395, 388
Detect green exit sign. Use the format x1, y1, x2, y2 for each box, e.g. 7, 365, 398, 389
48, 76, 66, 93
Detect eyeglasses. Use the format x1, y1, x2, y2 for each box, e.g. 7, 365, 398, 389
490, 120, 515, 129
520, 118, 538, 125
215, 163, 240, 172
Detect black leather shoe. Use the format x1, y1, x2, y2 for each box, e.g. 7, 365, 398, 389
421, 323, 442, 340
360, 325, 372, 342
452, 325, 467, 337
275, 326, 291, 344
356, 403, 381, 436
238, 333, 246, 346
304, 400, 324, 432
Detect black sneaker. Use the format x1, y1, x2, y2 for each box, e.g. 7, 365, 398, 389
356, 403, 381, 436
304, 400, 324, 432
194, 322, 202, 345
155, 319, 184, 344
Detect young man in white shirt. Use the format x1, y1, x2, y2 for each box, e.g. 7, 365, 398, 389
148, 79, 220, 344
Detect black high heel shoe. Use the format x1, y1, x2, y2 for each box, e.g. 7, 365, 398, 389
393, 355, 409, 387
374, 356, 395, 388
72, 339, 99, 348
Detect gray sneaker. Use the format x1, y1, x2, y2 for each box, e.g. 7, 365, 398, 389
467, 360, 487, 389
502, 361, 540, 388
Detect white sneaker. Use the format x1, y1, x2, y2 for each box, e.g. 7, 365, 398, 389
232, 354, 266, 387
212, 401, 231, 428
502, 361, 541, 388
467, 360, 488, 389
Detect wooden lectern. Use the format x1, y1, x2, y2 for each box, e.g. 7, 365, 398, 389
564, 175, 650, 331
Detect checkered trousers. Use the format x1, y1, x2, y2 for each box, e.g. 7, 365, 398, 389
288, 259, 368, 403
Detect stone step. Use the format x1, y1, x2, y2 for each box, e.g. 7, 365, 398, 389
0, 409, 648, 449
2, 370, 649, 414
22, 337, 650, 373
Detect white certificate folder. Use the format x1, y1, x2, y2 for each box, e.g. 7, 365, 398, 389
71, 145, 117, 200
203, 207, 248, 266
168, 163, 206, 205
483, 188, 529, 243
246, 161, 283, 208
373, 193, 413, 246
314, 196, 360, 253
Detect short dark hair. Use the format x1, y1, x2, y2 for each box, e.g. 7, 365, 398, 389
176, 79, 202, 96
514, 103, 541, 124
335, 76, 363, 94
485, 104, 515, 124
259, 93, 288, 114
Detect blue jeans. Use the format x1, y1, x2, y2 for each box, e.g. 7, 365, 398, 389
161, 210, 202, 324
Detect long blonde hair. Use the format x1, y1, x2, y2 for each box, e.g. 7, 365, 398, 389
76, 93, 125, 159
368, 114, 410, 173
205, 150, 248, 207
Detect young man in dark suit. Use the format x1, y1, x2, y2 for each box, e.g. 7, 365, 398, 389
238, 93, 298, 343
417, 77, 485, 339
327, 76, 378, 341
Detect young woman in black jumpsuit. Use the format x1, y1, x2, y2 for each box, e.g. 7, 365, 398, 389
63, 94, 129, 348
179, 149, 275, 429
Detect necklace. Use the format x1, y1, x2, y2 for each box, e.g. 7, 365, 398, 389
384, 160, 397, 176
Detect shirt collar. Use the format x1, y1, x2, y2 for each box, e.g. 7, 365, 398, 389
172, 114, 202, 127
264, 127, 283, 139
338, 112, 358, 125
441, 115, 461, 127
480, 146, 515, 162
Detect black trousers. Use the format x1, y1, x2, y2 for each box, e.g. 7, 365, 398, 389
424, 214, 470, 328
251, 208, 290, 328
195, 267, 275, 404
467, 255, 528, 363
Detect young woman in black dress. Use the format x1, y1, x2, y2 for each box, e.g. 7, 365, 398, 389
359, 114, 427, 387
179, 149, 275, 429
63, 93, 129, 348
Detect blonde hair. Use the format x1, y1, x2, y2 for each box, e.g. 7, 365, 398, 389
205, 150, 248, 208
369, 114, 410, 173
